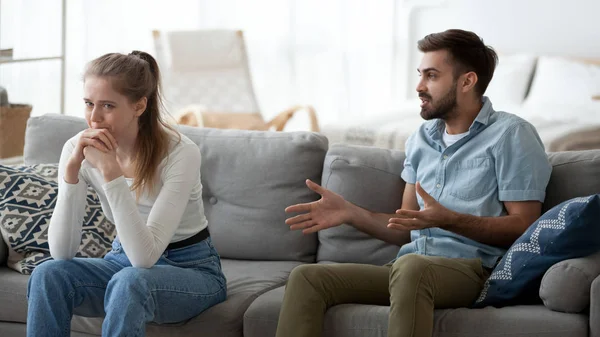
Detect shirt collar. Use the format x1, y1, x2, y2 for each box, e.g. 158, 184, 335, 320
472, 96, 493, 127
426, 96, 494, 139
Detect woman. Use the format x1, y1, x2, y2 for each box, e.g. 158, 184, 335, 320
26, 51, 226, 337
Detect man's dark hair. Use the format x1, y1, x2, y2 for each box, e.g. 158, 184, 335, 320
417, 29, 498, 97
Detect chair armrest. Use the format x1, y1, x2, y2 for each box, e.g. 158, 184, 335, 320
266, 105, 320, 132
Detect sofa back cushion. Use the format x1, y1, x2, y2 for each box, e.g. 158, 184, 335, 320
182, 126, 327, 262
24, 114, 328, 262
544, 150, 600, 212
317, 144, 407, 265
24, 114, 88, 164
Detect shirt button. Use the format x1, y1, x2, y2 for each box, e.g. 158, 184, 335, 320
436, 184, 441, 188
209, 197, 218, 205
443, 155, 448, 159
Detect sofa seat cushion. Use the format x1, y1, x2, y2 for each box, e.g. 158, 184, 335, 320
0, 268, 29, 323
243, 286, 587, 337
0, 259, 302, 337
243, 285, 285, 337
325, 304, 587, 337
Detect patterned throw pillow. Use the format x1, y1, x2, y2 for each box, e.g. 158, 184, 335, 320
474, 194, 600, 308
0, 164, 116, 274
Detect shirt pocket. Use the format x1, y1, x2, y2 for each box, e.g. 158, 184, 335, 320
449, 157, 496, 201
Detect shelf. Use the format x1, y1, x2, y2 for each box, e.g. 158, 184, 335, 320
1, 0, 67, 113
0, 56, 63, 64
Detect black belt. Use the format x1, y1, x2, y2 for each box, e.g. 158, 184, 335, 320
166, 227, 210, 251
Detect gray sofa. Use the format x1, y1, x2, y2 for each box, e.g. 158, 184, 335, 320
1, 114, 600, 337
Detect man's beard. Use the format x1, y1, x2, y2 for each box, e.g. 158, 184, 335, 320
420, 82, 458, 120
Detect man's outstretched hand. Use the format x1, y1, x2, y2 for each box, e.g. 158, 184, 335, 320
285, 179, 351, 234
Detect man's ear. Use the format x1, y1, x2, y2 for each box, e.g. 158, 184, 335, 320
135, 97, 148, 117
460, 72, 478, 93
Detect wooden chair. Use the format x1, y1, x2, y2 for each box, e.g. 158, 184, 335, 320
152, 29, 319, 132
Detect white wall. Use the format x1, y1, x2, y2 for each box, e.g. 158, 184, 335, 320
401, 0, 600, 99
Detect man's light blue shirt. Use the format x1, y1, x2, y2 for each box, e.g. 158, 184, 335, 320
398, 97, 552, 268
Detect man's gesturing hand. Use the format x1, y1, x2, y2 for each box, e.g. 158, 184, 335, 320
285, 179, 351, 234
387, 181, 458, 231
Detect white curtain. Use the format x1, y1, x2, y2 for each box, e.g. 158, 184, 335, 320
1, 0, 409, 128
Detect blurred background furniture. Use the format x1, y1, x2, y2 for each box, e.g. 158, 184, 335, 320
320, 55, 600, 152
0, 85, 32, 161
0, 0, 66, 115
152, 29, 319, 132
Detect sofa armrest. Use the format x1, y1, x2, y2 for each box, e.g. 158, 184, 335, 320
591, 275, 600, 337
540, 251, 600, 313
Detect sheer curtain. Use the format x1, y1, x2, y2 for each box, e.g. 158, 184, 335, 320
1, 0, 409, 127
195, 0, 405, 127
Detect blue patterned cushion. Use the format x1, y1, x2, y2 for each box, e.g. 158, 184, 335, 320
0, 164, 115, 274
474, 194, 600, 308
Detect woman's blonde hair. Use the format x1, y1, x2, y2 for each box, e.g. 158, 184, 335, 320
84, 51, 180, 198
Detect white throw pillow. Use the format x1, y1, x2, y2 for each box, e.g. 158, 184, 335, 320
485, 54, 537, 112
522, 56, 600, 121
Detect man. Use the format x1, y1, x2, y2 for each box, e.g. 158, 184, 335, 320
275, 29, 552, 337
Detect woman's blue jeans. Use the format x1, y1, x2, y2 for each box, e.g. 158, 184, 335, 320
26, 237, 227, 337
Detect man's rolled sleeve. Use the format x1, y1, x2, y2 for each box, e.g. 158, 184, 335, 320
494, 122, 552, 202
401, 158, 417, 184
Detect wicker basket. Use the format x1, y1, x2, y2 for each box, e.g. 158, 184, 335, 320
0, 104, 32, 159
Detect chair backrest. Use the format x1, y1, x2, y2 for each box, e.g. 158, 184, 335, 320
152, 29, 260, 115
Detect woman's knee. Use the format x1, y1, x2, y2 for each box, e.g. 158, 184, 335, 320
30, 259, 77, 281
106, 267, 152, 298
109, 267, 147, 286
28, 260, 76, 296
